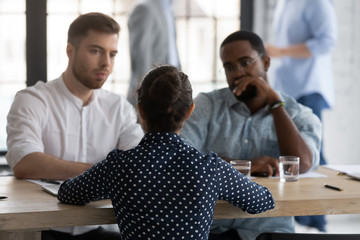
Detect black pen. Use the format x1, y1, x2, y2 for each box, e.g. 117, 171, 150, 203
324, 184, 343, 192
41, 179, 61, 185
0, 196, 7, 200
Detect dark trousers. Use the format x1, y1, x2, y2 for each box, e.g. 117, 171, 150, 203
296, 93, 328, 232
42, 227, 121, 240
297, 93, 328, 165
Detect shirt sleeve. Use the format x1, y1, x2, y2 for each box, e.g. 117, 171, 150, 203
216, 159, 275, 214
57, 150, 118, 205
285, 95, 322, 170
304, 0, 337, 56
6, 88, 47, 169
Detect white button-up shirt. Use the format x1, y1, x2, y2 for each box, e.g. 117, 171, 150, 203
6, 75, 143, 169
6, 75, 144, 235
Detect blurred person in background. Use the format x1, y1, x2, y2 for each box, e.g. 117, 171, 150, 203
266, 0, 337, 232
127, 0, 181, 107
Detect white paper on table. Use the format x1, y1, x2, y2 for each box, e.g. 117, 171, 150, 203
269, 171, 327, 179
251, 171, 327, 179
26, 179, 63, 197
298, 171, 327, 178
323, 165, 360, 174
0, 156, 7, 165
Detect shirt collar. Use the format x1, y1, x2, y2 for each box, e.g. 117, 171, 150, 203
58, 74, 97, 108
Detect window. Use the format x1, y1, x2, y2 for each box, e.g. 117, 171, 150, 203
0, 0, 26, 153
0, 0, 241, 153
174, 0, 240, 95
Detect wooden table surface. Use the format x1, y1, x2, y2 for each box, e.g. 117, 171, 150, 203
0, 176, 115, 232
214, 166, 360, 219
1, 166, 359, 234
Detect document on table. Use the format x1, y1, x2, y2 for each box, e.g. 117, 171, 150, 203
26, 179, 63, 197
323, 164, 360, 174
272, 171, 328, 179
252, 171, 327, 179
324, 165, 360, 181
298, 171, 327, 178
0, 156, 7, 166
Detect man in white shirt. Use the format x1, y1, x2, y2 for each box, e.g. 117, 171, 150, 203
6, 12, 143, 240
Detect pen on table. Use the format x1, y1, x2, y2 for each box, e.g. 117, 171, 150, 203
324, 184, 343, 192
0, 196, 7, 200
40, 179, 61, 185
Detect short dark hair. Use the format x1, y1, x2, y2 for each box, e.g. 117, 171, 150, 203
67, 12, 120, 47
137, 65, 193, 133
220, 30, 266, 56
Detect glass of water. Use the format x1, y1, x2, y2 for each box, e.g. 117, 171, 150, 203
230, 160, 251, 178
279, 156, 299, 182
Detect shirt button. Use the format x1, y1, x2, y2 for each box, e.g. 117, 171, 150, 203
244, 139, 249, 143
248, 117, 252, 121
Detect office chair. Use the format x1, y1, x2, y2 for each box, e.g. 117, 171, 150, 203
256, 232, 360, 240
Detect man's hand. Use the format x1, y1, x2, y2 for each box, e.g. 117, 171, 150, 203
251, 156, 280, 177
232, 76, 280, 107
221, 155, 280, 177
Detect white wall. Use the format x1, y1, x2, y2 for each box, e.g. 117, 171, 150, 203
254, 0, 360, 165
324, 1, 360, 165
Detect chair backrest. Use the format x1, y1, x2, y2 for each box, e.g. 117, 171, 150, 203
255, 232, 360, 240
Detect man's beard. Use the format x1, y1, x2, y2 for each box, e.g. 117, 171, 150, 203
72, 64, 105, 90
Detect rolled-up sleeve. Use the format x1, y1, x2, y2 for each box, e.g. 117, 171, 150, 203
305, 0, 337, 56
291, 103, 322, 170
6, 89, 47, 169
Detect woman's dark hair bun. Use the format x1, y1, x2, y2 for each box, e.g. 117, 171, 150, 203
137, 65, 193, 132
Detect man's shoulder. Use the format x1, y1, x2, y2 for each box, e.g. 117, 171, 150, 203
96, 89, 131, 103
280, 92, 309, 111
195, 88, 230, 102
279, 92, 298, 106
15, 77, 61, 102
190, 88, 232, 115
279, 92, 318, 122
94, 89, 135, 111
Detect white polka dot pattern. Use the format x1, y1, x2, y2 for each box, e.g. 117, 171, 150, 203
58, 132, 274, 239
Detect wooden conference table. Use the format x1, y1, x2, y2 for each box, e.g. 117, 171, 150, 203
1, 167, 359, 240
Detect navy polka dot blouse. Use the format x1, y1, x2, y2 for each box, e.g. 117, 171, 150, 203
58, 132, 274, 239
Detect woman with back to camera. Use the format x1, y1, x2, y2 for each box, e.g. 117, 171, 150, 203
57, 65, 275, 240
